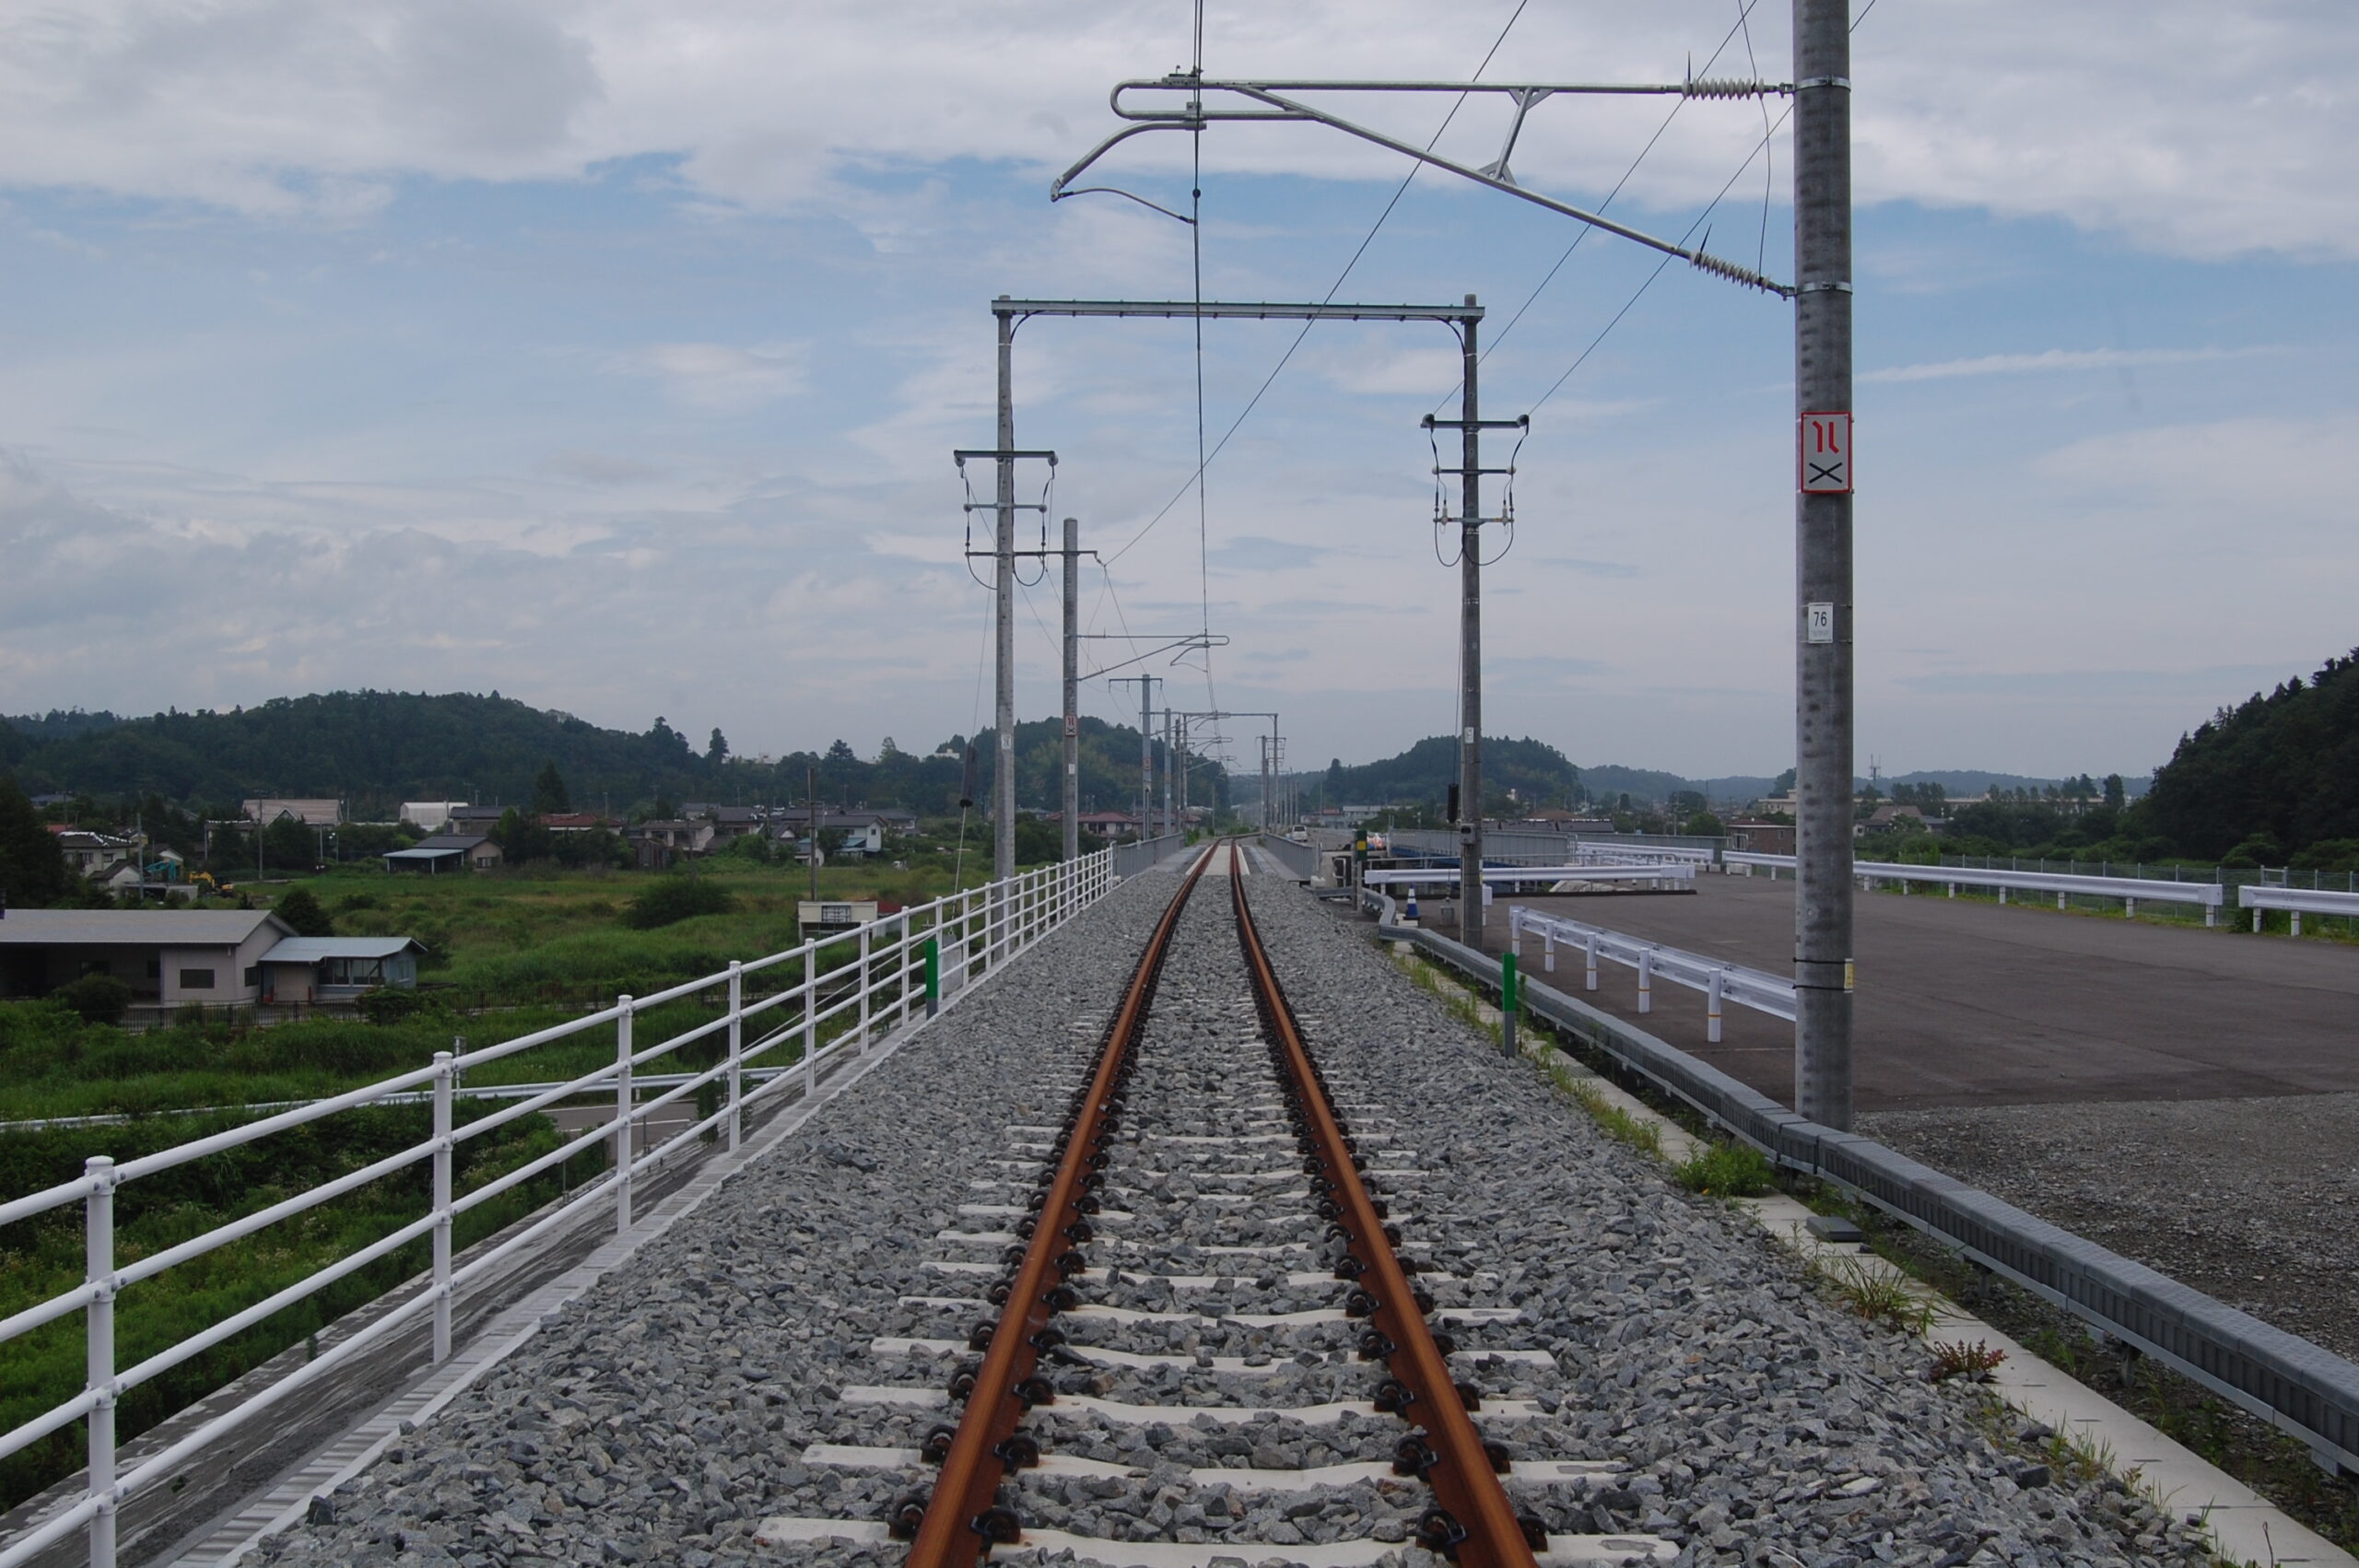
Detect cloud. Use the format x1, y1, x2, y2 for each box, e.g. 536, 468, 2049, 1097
1862, 346, 2275, 384
0, 2, 2354, 259
618, 342, 807, 409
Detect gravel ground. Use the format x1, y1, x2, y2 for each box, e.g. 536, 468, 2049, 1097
1861, 1094, 2359, 1364
251, 856, 2214, 1568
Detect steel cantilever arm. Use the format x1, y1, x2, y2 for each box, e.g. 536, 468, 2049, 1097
1053, 75, 1792, 298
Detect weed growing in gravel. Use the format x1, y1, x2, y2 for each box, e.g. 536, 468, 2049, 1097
1810, 1254, 1936, 1334
1927, 1339, 2010, 1382
1557, 1072, 1663, 1156
1387, 950, 1502, 1047
1673, 1140, 1778, 1198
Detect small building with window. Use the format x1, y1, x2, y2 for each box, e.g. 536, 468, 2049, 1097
0, 909, 296, 1009
258, 936, 425, 1003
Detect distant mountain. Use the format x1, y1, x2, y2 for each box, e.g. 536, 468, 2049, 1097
0, 691, 1221, 821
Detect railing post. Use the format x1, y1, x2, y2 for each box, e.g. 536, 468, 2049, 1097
86, 1154, 118, 1568
1543, 929, 1555, 974
1637, 948, 1653, 1014
802, 945, 818, 1096
896, 910, 913, 1030
1707, 970, 1725, 1044
615, 996, 634, 1235
726, 962, 744, 1154
856, 922, 872, 1053
432, 1048, 454, 1363
2124, 896, 2136, 921
1584, 931, 1599, 993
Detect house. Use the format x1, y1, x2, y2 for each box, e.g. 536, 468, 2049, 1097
1048, 810, 1143, 840
539, 813, 616, 834
258, 936, 425, 1003
0, 909, 298, 1008
383, 834, 503, 873
243, 799, 345, 827
1727, 819, 1797, 855
400, 802, 472, 833
51, 828, 145, 875
796, 899, 903, 935
1860, 803, 1926, 836
629, 820, 718, 870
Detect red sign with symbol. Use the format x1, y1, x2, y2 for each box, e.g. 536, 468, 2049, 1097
1799, 411, 1852, 494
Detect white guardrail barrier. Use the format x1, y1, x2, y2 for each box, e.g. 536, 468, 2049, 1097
1724, 851, 2228, 925
1507, 906, 1793, 1042
0, 849, 1122, 1568
1363, 863, 1695, 892
2237, 883, 2359, 933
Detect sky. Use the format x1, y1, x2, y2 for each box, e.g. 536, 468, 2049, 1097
0, 0, 2354, 783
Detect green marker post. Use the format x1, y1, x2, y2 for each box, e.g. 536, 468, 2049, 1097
922, 936, 941, 1018
1499, 951, 1520, 1059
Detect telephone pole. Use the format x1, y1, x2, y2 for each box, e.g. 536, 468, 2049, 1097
1062, 516, 1081, 865
1793, 0, 1857, 1130
1109, 675, 1160, 841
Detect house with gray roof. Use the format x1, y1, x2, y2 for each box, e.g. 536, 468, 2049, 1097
0, 909, 296, 1009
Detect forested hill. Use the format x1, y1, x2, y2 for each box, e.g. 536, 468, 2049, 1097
2134, 650, 2359, 860
0, 692, 1221, 820
1317, 736, 1584, 808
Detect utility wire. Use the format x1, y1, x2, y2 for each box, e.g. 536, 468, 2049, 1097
1102, 0, 1532, 569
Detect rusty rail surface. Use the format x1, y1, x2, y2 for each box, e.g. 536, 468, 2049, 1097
900, 845, 1215, 1566
1226, 843, 1542, 1568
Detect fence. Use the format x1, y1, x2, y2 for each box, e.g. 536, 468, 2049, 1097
1361, 885, 2359, 1481
1367, 864, 1696, 895
1253, 833, 1320, 880
1507, 907, 1790, 1040
1726, 851, 2228, 924
0, 849, 1121, 1568
1111, 833, 1187, 879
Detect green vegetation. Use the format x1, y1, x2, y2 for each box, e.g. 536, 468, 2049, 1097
0, 1102, 600, 1512
1807, 1253, 1936, 1334
1672, 1139, 1777, 1197
621, 874, 740, 930
0, 692, 1228, 826
50, 974, 131, 1026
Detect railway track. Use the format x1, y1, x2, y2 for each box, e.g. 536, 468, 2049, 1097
759, 842, 1673, 1568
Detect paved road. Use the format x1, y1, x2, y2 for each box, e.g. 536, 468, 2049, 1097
1441, 874, 2359, 1112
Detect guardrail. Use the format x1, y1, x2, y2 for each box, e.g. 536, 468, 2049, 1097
1367, 863, 1695, 893
1507, 906, 1790, 1040
1360, 887, 2359, 1481
1253, 833, 1320, 880
2236, 883, 2359, 934
0, 850, 1120, 1568
1726, 851, 2227, 925
1111, 834, 1187, 878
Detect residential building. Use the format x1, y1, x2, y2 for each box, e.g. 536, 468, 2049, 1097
399, 802, 472, 833
242, 799, 346, 827
383, 834, 503, 873
51, 828, 145, 875
0, 909, 297, 1008
1727, 820, 1797, 856
540, 813, 617, 834
258, 937, 425, 1003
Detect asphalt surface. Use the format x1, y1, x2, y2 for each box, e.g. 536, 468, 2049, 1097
1438, 873, 2359, 1113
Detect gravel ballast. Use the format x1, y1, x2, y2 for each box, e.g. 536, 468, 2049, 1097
250, 854, 2215, 1568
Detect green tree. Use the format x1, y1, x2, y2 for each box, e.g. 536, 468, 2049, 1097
707, 728, 729, 766
272, 885, 334, 937
0, 777, 67, 907
53, 973, 132, 1024
261, 813, 315, 871
1684, 811, 1725, 837
531, 761, 571, 816
2102, 773, 2126, 812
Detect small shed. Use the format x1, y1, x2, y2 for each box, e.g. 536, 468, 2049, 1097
384, 834, 503, 873
259, 936, 425, 1003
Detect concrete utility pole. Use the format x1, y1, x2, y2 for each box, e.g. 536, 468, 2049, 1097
1792, 0, 1856, 1130
1161, 709, 1175, 835
1109, 675, 1160, 841
993, 308, 1017, 886
1062, 515, 1082, 866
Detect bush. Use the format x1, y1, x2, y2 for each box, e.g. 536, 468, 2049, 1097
1673, 1140, 1778, 1198
619, 876, 739, 930
272, 886, 334, 937
51, 974, 132, 1026
356, 988, 427, 1024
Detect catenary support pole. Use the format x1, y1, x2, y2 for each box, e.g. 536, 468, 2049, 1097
1062, 515, 1081, 866
1792, 0, 1856, 1130
994, 304, 1018, 887
1459, 297, 1485, 950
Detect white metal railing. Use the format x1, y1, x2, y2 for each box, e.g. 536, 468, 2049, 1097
1723, 851, 2227, 925
2236, 883, 2359, 934
0, 849, 1116, 1568
1508, 906, 1793, 1042
1570, 841, 1716, 867
1364, 863, 1695, 890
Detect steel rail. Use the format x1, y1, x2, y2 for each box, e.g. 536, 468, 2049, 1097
1226, 843, 1542, 1568
902, 847, 1215, 1567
